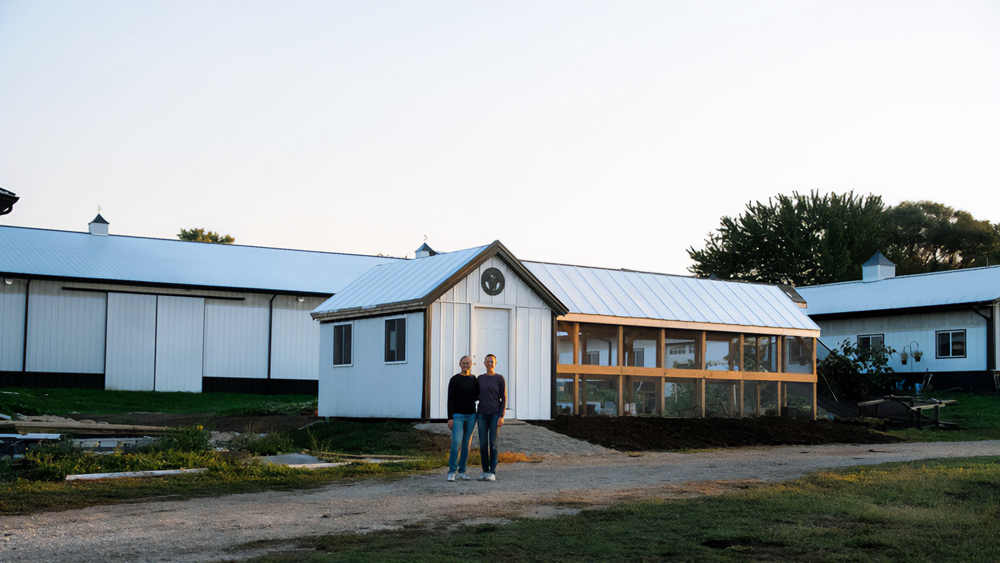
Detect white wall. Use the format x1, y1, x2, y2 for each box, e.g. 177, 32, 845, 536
1, 277, 325, 391
204, 296, 270, 380
318, 311, 424, 418
270, 296, 324, 380
0, 278, 27, 371
25, 281, 106, 373
816, 309, 989, 373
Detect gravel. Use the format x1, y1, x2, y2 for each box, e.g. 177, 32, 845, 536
1, 422, 996, 563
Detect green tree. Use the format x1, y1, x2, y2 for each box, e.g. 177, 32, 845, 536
687, 191, 890, 285
883, 201, 1000, 274
177, 228, 235, 244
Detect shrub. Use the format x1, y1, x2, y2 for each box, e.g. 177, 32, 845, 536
146, 425, 211, 453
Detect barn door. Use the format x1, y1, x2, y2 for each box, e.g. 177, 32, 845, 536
474, 307, 513, 419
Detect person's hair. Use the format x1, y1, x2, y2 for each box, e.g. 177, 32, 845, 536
485, 354, 497, 361
459, 355, 471, 363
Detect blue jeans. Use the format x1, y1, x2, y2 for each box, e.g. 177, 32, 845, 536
448, 413, 477, 474
477, 414, 501, 474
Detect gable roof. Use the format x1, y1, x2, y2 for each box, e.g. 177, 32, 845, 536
311, 241, 569, 322
524, 262, 819, 332
0, 225, 396, 295
797, 265, 1000, 317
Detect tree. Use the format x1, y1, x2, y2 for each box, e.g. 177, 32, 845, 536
686, 191, 890, 286
177, 228, 235, 244
883, 201, 1000, 274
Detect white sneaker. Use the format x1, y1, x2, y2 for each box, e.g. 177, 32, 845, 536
447, 472, 456, 482
477, 473, 489, 481
484, 472, 496, 481
459, 473, 471, 481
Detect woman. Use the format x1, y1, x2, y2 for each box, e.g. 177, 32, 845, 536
476, 354, 506, 481
446, 356, 479, 481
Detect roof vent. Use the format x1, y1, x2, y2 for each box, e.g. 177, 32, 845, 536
88, 213, 109, 236
415, 242, 437, 259
862, 251, 895, 282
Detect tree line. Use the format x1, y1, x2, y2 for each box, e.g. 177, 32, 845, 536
687, 191, 1000, 286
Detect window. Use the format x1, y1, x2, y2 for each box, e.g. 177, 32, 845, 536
936, 330, 966, 358
858, 334, 884, 353
385, 318, 406, 362
333, 323, 352, 366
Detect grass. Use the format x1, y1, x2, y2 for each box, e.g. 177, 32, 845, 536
231, 457, 1000, 563
0, 387, 317, 417
885, 391, 1000, 442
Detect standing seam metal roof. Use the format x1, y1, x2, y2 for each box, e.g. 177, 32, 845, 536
796, 266, 1000, 316
0, 225, 397, 295
524, 262, 818, 331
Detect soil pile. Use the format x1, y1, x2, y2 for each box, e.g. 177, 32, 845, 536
533, 415, 903, 451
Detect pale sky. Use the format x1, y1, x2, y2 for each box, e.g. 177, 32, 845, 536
1, 0, 998, 275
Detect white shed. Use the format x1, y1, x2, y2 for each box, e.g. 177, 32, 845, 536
311, 241, 568, 421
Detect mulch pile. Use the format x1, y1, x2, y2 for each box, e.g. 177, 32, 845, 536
532, 415, 904, 451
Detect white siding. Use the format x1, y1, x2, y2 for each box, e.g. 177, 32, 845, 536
429, 258, 555, 420
271, 296, 323, 380
0, 278, 27, 371
25, 281, 106, 373
105, 293, 157, 391
318, 311, 423, 418
204, 296, 270, 379
514, 307, 552, 420
439, 257, 547, 309
816, 309, 988, 373
155, 295, 205, 392
429, 302, 472, 420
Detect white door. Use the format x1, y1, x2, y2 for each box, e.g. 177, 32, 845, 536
474, 307, 513, 418
105, 293, 157, 391
155, 295, 205, 392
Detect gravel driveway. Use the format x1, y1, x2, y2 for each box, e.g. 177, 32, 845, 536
1, 422, 996, 563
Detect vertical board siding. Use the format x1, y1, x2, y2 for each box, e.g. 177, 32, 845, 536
270, 296, 323, 380
25, 281, 106, 373
429, 302, 472, 419
0, 278, 27, 371
155, 295, 205, 392
318, 311, 424, 418
431, 258, 554, 420
105, 293, 156, 391
204, 296, 269, 379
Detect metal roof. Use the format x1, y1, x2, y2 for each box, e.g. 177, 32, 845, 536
312, 245, 489, 317
311, 241, 569, 321
797, 266, 1000, 316
524, 262, 819, 332
0, 225, 396, 295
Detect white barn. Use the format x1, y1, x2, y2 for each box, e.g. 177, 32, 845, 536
797, 254, 1000, 392
0, 219, 393, 393
311, 241, 568, 420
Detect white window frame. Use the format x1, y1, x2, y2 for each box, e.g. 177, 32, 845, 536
857, 334, 884, 353
936, 330, 966, 359
384, 317, 407, 364
332, 322, 353, 367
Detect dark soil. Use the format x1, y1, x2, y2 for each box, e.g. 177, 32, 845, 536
532, 415, 903, 451
72, 412, 903, 452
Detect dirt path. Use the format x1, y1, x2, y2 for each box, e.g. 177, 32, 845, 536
2, 439, 997, 563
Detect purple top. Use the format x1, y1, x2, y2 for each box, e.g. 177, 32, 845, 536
476, 373, 507, 416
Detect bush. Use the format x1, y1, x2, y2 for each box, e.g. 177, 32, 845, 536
145, 425, 211, 453
228, 432, 293, 456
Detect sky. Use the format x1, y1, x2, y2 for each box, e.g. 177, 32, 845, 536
1, 0, 998, 275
